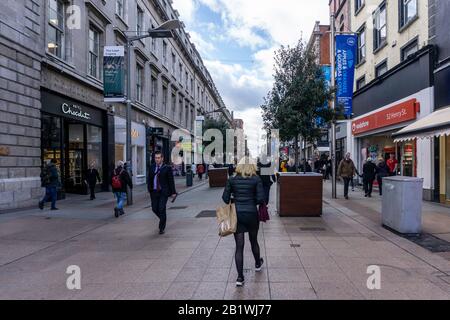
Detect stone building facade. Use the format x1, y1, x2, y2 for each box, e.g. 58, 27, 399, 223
0, 0, 231, 210
0, 0, 44, 210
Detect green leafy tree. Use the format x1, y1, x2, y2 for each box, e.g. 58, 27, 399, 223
261, 37, 337, 173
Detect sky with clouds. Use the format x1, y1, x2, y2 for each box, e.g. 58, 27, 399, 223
172, 0, 330, 156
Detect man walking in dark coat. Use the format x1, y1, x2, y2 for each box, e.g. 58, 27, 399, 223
39, 159, 60, 210
147, 151, 177, 234
362, 158, 377, 197
86, 161, 101, 200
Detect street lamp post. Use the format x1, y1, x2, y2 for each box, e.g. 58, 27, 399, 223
330, 13, 337, 199
124, 20, 181, 205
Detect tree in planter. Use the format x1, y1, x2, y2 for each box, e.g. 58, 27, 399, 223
261, 38, 337, 173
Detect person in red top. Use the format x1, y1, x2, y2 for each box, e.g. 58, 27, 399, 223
386, 153, 398, 176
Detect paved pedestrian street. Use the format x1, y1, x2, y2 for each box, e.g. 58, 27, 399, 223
0, 180, 450, 300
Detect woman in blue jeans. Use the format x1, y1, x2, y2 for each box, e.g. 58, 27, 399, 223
110, 161, 133, 218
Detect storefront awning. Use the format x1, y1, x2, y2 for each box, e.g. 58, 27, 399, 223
393, 106, 450, 142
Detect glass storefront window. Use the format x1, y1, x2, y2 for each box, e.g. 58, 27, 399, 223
137, 146, 144, 175
87, 125, 102, 181
42, 114, 62, 178
115, 144, 124, 165
446, 136, 450, 200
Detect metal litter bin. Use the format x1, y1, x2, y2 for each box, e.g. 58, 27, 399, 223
381, 176, 423, 234
186, 169, 193, 187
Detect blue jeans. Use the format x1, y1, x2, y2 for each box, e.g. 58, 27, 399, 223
114, 192, 126, 210
41, 186, 57, 209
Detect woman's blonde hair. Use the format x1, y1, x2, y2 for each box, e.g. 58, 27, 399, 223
235, 157, 257, 178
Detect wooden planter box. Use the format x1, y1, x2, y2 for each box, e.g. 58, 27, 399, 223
208, 168, 228, 187
277, 172, 323, 217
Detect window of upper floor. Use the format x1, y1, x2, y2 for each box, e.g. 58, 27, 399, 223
88, 26, 101, 79
47, 0, 66, 59
356, 76, 366, 90
375, 60, 388, 77
355, 0, 365, 15
373, 1, 387, 52
401, 38, 418, 61
136, 6, 144, 36
356, 25, 366, 65
116, 0, 125, 20
399, 0, 418, 30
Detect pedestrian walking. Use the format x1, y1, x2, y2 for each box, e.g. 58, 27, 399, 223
386, 153, 398, 176
191, 162, 197, 178
197, 163, 205, 180
39, 159, 60, 210
222, 157, 265, 287
362, 158, 377, 197
257, 158, 276, 206
337, 152, 356, 200
376, 158, 390, 196
85, 161, 101, 200
147, 151, 177, 235
110, 161, 132, 218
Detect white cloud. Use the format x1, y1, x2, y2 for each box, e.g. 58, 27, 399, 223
172, 0, 197, 24
199, 0, 330, 47
188, 31, 216, 56
171, 0, 330, 154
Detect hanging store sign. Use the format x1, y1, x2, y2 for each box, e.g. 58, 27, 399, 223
103, 46, 125, 102
335, 35, 357, 117
351, 99, 418, 135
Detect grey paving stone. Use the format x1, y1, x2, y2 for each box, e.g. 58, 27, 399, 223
192, 281, 227, 300
162, 281, 199, 300
270, 282, 317, 300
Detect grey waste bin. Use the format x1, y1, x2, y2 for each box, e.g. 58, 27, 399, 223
186, 170, 193, 187
381, 176, 423, 234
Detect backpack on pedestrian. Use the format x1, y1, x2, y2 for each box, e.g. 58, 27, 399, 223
111, 169, 123, 190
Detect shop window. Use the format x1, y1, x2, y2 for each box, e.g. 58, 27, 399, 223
446, 136, 450, 200
42, 114, 62, 177
137, 146, 145, 175
115, 144, 125, 165
87, 125, 102, 181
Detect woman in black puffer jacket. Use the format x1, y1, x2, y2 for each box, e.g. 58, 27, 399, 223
222, 158, 265, 287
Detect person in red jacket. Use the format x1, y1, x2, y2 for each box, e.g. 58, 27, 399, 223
386, 153, 398, 176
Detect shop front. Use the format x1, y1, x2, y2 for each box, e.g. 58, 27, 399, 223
351, 98, 432, 197
41, 90, 109, 196
393, 106, 450, 204
114, 117, 147, 185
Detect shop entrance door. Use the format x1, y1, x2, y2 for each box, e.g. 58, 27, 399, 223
65, 122, 87, 194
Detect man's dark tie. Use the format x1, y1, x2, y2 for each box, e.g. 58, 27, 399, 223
156, 166, 161, 192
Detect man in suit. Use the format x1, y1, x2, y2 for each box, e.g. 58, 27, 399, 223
147, 151, 177, 234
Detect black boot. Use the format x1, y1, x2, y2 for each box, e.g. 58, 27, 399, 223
114, 207, 119, 218
119, 208, 125, 216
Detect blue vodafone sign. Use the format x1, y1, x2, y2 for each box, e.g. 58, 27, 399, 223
335, 35, 357, 117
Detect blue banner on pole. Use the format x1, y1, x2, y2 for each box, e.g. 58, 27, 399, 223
316, 65, 332, 127
335, 35, 357, 117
